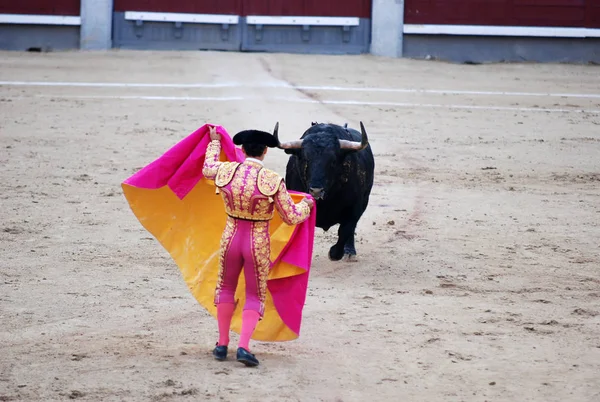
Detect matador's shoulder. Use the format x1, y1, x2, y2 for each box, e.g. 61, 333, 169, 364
257, 168, 283, 196
215, 162, 241, 187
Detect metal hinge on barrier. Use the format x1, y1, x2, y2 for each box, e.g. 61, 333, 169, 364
301, 25, 310, 42
221, 23, 230, 41
255, 24, 263, 41
174, 21, 183, 38
342, 25, 351, 42
134, 19, 143, 38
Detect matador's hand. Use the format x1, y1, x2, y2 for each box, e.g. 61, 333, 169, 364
304, 197, 314, 209
209, 125, 221, 141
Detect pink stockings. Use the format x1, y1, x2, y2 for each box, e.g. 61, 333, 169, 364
239, 310, 260, 350
216, 305, 261, 351
217, 303, 235, 346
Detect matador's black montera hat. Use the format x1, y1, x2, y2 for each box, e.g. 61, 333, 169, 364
232, 123, 280, 148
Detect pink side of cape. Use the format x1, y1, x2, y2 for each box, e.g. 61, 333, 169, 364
123, 124, 244, 199
268, 197, 316, 336
122, 124, 315, 337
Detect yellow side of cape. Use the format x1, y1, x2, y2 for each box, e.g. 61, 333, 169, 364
122, 156, 305, 342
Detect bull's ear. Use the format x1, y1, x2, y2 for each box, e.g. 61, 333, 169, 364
284, 149, 301, 155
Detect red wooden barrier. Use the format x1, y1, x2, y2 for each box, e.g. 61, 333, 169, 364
114, 0, 370, 18
586, 0, 600, 27
513, 0, 586, 27
242, 0, 371, 18
0, 1, 80, 15
405, 0, 591, 28
114, 0, 240, 15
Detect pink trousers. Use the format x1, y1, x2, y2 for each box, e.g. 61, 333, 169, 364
214, 218, 270, 316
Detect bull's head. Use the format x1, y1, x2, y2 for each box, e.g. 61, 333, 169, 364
273, 122, 369, 200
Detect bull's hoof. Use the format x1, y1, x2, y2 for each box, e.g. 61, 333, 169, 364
343, 245, 357, 255
343, 254, 358, 263
328, 246, 345, 261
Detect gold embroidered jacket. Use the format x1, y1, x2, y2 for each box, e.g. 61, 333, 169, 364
202, 140, 311, 225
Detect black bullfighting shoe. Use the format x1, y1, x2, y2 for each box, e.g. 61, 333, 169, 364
236, 347, 259, 367
212, 344, 228, 361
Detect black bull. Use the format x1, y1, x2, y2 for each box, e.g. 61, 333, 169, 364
274, 122, 375, 261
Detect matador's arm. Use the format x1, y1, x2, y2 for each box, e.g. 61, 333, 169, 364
202, 139, 222, 180
274, 182, 311, 226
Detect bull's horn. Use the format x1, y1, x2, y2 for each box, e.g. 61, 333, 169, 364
273, 122, 303, 149
339, 121, 369, 151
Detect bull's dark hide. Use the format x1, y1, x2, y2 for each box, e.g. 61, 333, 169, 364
281, 122, 375, 261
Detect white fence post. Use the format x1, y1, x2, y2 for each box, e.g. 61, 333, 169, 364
80, 0, 113, 50
371, 0, 404, 57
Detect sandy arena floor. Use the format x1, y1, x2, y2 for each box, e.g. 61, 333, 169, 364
1, 50, 599, 401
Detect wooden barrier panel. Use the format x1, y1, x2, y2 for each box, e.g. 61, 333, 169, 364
0, 1, 80, 16
242, 0, 371, 18
112, 0, 371, 53
241, 0, 371, 53
114, 0, 240, 15
112, 0, 242, 51
586, 1, 600, 27
405, 0, 590, 28
0, 1, 80, 50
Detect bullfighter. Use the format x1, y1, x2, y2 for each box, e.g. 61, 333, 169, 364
202, 124, 314, 367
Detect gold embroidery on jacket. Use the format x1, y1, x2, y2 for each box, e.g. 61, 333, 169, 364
202, 140, 222, 179
229, 166, 245, 211
215, 162, 240, 188
241, 165, 259, 213
223, 195, 273, 221
274, 182, 311, 225
220, 187, 233, 212
254, 195, 272, 218
257, 168, 283, 197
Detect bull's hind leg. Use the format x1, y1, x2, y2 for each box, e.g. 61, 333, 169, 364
329, 220, 357, 261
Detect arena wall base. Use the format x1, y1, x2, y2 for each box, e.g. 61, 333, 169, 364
241, 18, 371, 55
111, 12, 242, 51
0, 25, 79, 51
403, 34, 600, 64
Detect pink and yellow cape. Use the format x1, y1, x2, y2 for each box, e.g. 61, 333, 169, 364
121, 124, 316, 342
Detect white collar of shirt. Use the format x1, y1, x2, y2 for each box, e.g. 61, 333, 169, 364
245, 157, 264, 166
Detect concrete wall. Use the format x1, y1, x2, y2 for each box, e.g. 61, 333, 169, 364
112, 12, 243, 51
370, 0, 404, 57
242, 18, 371, 54
80, 0, 113, 50
0, 25, 79, 51
403, 35, 600, 64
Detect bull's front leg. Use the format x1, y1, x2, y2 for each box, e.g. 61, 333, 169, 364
339, 203, 369, 260
329, 220, 357, 261
343, 233, 356, 257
